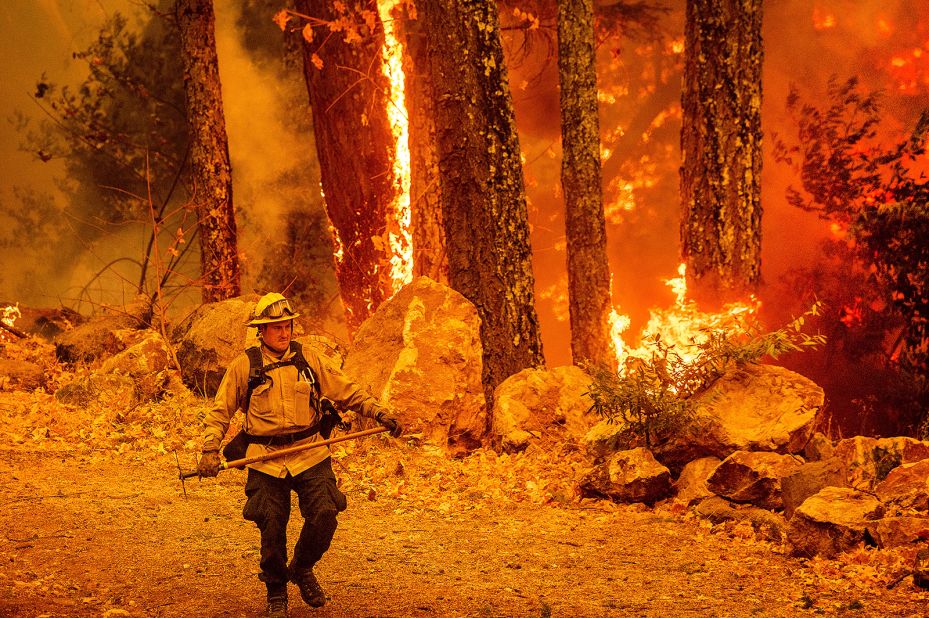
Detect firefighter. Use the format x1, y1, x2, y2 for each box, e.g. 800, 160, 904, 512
197, 292, 402, 617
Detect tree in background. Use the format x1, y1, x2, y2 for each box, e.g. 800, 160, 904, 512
557, 0, 614, 370
176, 0, 241, 302
680, 0, 763, 305
21, 10, 197, 312
290, 0, 400, 334
416, 0, 545, 408
773, 77, 929, 436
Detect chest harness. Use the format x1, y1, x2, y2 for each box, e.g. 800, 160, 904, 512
222, 341, 343, 461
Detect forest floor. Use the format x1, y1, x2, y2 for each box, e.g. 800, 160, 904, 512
0, 336, 927, 617
2, 435, 928, 618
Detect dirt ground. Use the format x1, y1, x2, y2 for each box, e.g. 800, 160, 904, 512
2, 441, 928, 618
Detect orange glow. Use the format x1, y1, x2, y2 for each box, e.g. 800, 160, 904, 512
1, 304, 21, 342
812, 6, 837, 31
877, 18, 892, 36
611, 264, 761, 371
377, 0, 413, 294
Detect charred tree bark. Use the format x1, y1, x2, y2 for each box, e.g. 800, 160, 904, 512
176, 0, 241, 302
680, 0, 763, 305
416, 0, 545, 410
558, 0, 615, 370
399, 10, 448, 285
295, 0, 399, 334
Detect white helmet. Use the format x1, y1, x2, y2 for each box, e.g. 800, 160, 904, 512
247, 292, 300, 326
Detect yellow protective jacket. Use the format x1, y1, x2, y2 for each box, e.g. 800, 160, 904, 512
202, 343, 387, 477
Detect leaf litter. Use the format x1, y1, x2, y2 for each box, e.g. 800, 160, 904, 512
1, 334, 927, 616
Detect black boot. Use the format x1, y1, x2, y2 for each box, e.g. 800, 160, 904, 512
266, 593, 288, 618
290, 567, 326, 607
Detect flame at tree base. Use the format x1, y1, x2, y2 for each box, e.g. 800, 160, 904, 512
611, 264, 761, 373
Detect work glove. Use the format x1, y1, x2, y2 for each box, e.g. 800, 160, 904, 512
197, 450, 221, 477
374, 411, 403, 438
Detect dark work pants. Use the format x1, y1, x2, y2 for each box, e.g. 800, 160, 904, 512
242, 457, 347, 596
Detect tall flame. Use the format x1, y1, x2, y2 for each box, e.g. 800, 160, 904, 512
611, 264, 761, 371
377, 0, 413, 294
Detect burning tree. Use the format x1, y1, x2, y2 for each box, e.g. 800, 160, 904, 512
290, 0, 406, 334
680, 0, 763, 304
774, 77, 929, 435
176, 0, 242, 303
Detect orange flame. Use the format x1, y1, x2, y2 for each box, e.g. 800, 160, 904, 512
377, 0, 413, 294
1, 304, 21, 342
611, 264, 761, 371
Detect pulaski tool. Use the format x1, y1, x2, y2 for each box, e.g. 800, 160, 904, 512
177, 426, 389, 496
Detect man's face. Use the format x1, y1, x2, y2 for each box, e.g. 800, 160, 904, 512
260, 320, 293, 354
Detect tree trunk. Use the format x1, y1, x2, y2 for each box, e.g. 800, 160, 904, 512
176, 0, 241, 302
558, 0, 615, 370
295, 0, 400, 334
399, 9, 448, 285
680, 0, 763, 305
416, 0, 545, 410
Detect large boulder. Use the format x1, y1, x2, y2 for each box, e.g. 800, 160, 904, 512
869, 517, 929, 549
56, 331, 175, 406
53, 296, 152, 364
579, 447, 673, 505
343, 277, 486, 453
492, 365, 595, 453
874, 459, 929, 513
171, 295, 258, 396
653, 364, 823, 473
781, 457, 849, 518
833, 436, 929, 490
706, 451, 804, 511
787, 487, 884, 558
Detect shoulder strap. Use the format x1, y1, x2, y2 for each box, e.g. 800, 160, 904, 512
243, 343, 321, 413
244, 346, 265, 412
289, 341, 320, 396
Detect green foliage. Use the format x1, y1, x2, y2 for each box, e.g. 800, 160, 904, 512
24, 11, 188, 226
773, 76, 929, 432
587, 303, 826, 448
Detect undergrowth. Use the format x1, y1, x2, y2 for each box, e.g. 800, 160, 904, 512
587, 302, 827, 448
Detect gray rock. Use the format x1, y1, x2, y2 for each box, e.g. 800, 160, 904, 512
673, 456, 721, 506
654, 364, 823, 473
834, 436, 929, 490
874, 459, 929, 513
706, 451, 804, 510
171, 295, 258, 396
492, 365, 595, 453
787, 487, 884, 558
694, 495, 787, 542
781, 457, 848, 518
344, 277, 486, 453
869, 516, 929, 549
579, 447, 672, 505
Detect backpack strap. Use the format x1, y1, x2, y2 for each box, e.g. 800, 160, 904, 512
243, 342, 321, 413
